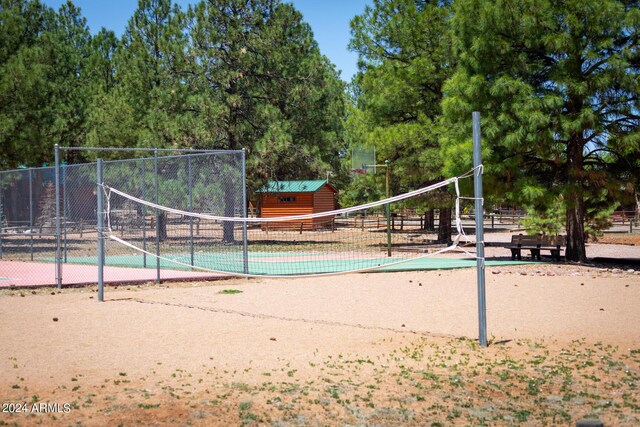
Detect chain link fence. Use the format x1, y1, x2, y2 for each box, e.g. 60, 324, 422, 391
102, 151, 246, 278
0, 149, 245, 287
1, 146, 638, 287
0, 166, 58, 263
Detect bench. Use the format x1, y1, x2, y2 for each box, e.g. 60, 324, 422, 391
502, 234, 565, 261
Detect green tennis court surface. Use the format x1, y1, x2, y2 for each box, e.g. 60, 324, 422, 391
49, 252, 531, 275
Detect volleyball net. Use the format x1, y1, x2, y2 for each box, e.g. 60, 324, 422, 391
99, 169, 480, 278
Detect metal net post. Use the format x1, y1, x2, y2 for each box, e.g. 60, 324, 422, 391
473, 111, 487, 347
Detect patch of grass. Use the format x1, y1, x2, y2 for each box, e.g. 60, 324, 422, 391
218, 289, 243, 294
138, 403, 160, 409
238, 401, 262, 425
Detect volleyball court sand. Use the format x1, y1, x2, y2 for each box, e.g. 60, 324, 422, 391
0, 262, 638, 425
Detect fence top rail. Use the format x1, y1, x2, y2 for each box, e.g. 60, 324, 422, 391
0, 165, 55, 174
101, 150, 243, 165
60, 146, 243, 154
0, 150, 244, 173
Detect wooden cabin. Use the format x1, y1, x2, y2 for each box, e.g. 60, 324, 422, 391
257, 180, 338, 230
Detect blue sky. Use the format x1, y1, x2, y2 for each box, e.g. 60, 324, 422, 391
41, 0, 372, 82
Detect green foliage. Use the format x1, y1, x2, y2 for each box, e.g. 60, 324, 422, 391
185, 0, 346, 190
1, 0, 346, 188
0, 0, 55, 168
441, 0, 639, 261
347, 0, 456, 241
521, 199, 565, 236
338, 173, 385, 208
349, 0, 453, 191
1, 0, 638, 256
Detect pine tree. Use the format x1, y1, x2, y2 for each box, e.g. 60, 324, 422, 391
186, 0, 346, 242
348, 0, 455, 242
0, 0, 54, 168
442, 0, 639, 261
0, 0, 93, 167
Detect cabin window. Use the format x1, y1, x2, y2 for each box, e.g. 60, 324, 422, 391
278, 196, 296, 203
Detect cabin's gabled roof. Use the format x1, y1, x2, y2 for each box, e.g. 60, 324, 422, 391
257, 180, 337, 194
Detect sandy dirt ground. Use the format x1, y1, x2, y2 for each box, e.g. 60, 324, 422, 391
0, 260, 639, 426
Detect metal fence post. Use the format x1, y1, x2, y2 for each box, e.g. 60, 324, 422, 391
97, 158, 104, 302
55, 144, 62, 288
188, 156, 194, 267
141, 159, 147, 268
385, 160, 391, 257
29, 169, 34, 261
473, 112, 487, 348
154, 149, 160, 284
0, 174, 3, 259
242, 148, 249, 274
63, 163, 68, 262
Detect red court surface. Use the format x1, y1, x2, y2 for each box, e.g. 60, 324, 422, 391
0, 260, 226, 288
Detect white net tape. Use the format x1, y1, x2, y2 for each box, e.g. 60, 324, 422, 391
104, 177, 458, 223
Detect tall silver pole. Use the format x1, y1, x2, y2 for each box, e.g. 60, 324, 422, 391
55, 144, 62, 288
97, 158, 104, 302
473, 112, 487, 347
241, 148, 249, 274
154, 149, 160, 284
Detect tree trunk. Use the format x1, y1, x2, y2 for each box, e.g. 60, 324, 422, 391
564, 136, 587, 262
565, 192, 586, 261
222, 189, 236, 244
423, 209, 435, 231
223, 77, 239, 244
437, 207, 452, 244
158, 212, 167, 242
